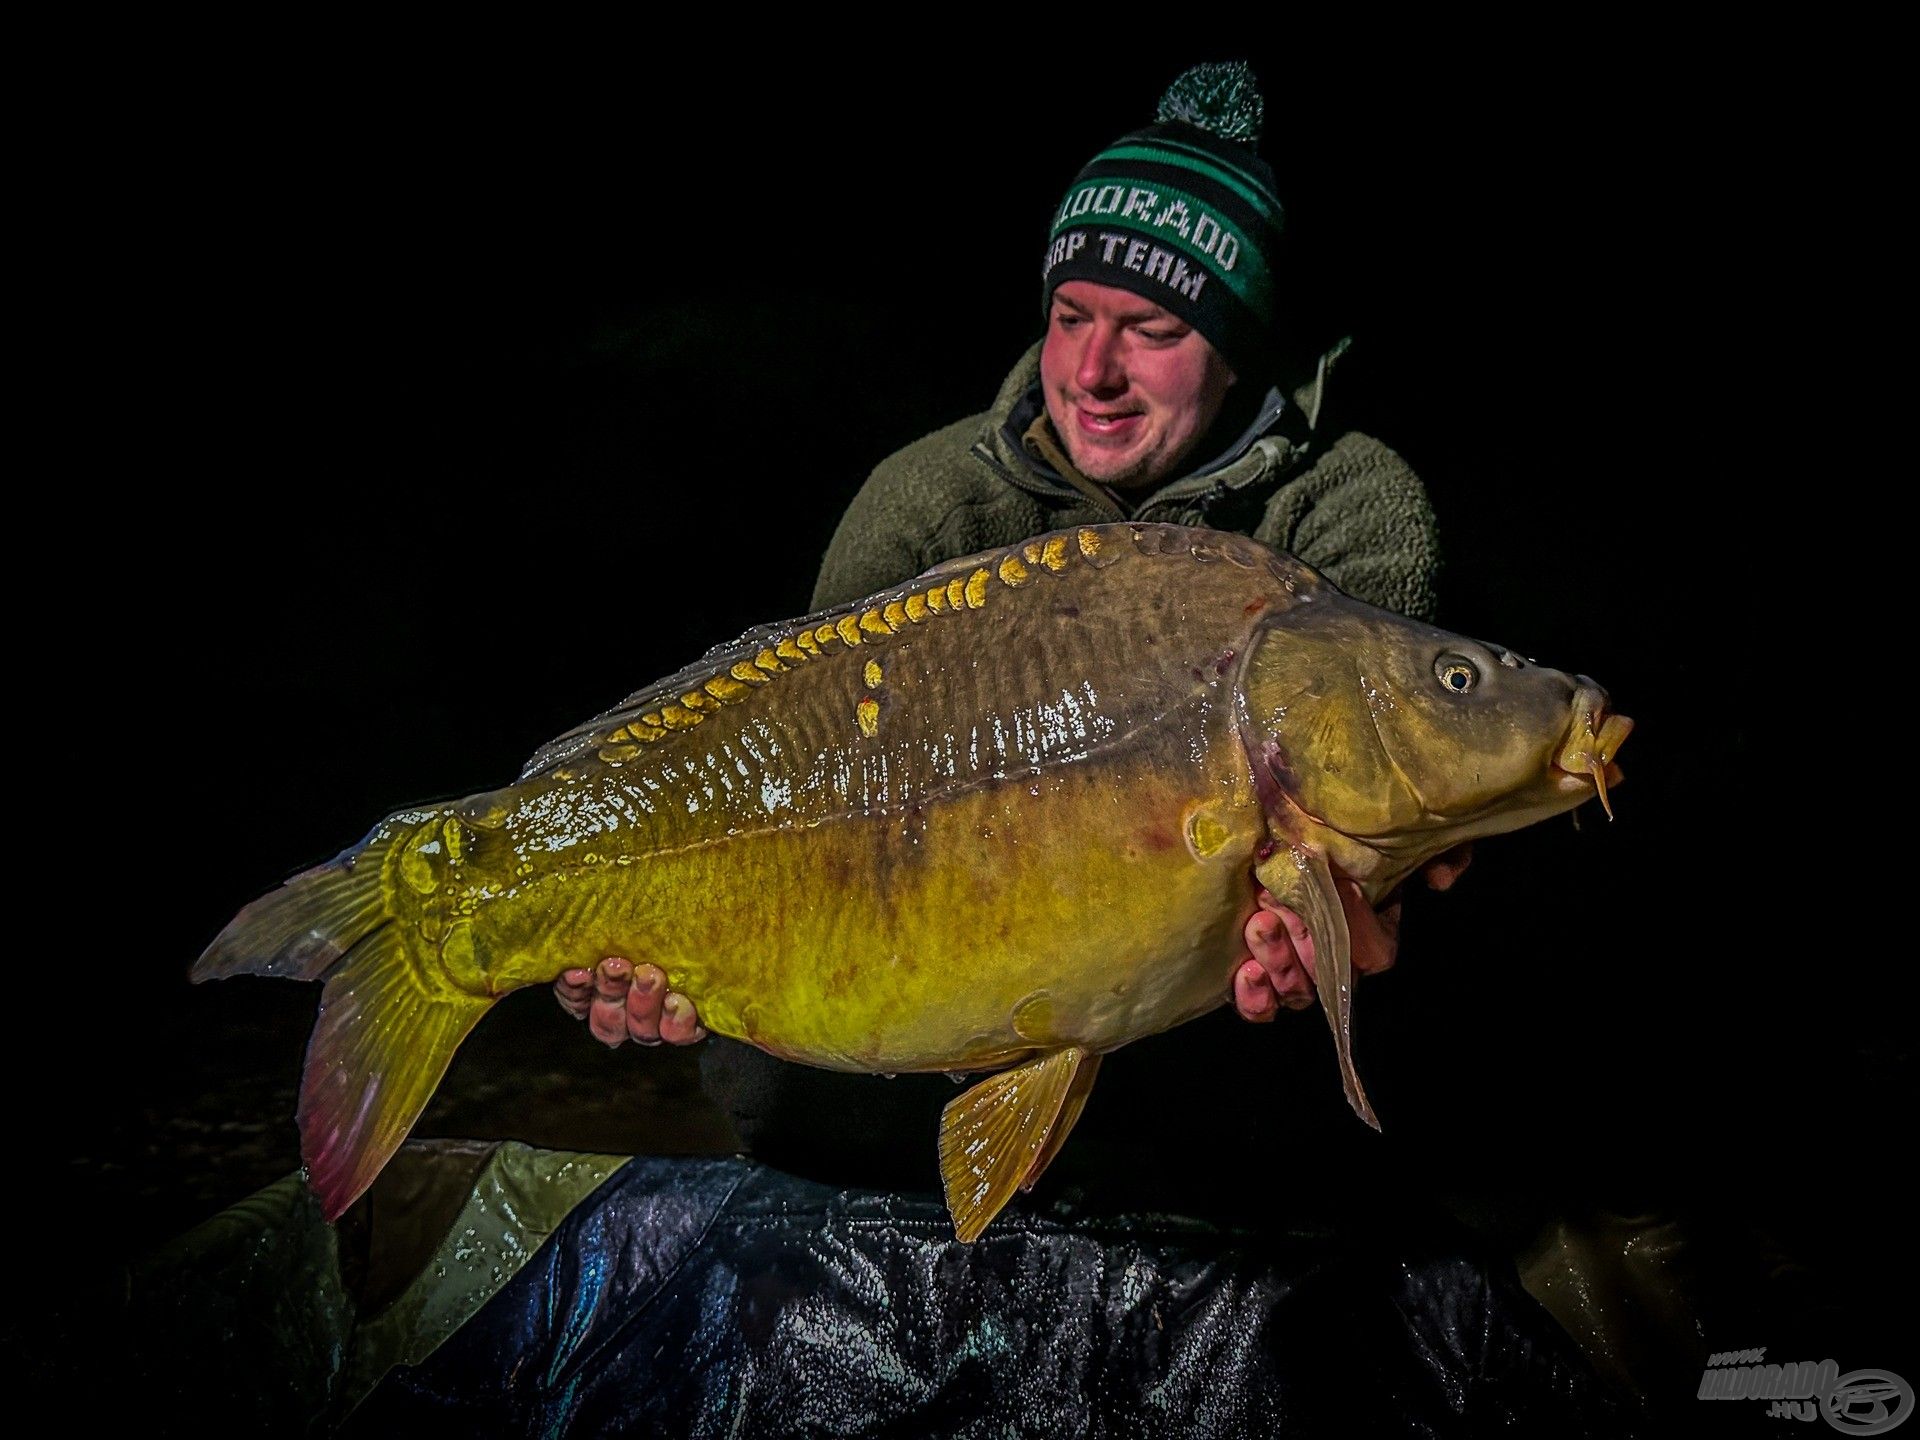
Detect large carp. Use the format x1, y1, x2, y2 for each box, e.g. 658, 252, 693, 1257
196, 524, 1630, 1241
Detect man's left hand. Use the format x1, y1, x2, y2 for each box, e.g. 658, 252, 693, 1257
1231, 843, 1473, 1020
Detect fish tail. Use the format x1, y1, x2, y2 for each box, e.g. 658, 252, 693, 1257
294, 926, 491, 1220
192, 846, 392, 983
192, 817, 494, 1220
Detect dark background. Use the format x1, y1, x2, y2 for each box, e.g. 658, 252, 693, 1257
25, 38, 1901, 1419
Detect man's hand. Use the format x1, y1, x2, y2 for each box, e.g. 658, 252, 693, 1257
1231, 843, 1473, 1021
554, 958, 706, 1047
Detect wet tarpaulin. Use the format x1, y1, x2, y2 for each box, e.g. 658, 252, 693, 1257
124, 1140, 631, 1430
126, 1141, 1638, 1435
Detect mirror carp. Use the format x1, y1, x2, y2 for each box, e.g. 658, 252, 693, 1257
195, 524, 1631, 1241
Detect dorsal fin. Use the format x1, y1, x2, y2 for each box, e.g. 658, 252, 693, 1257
518, 525, 1183, 782
519, 525, 1320, 782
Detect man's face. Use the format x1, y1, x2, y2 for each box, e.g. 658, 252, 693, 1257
1040, 280, 1237, 492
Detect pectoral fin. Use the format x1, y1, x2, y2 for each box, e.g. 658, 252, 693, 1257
939, 1047, 1093, 1243
1256, 844, 1379, 1131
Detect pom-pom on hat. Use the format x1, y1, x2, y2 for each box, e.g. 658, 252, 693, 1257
1041, 61, 1285, 383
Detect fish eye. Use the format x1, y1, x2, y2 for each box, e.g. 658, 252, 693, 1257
1435, 656, 1479, 693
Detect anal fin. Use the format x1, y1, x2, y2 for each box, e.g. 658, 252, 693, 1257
1019, 1051, 1101, 1193
939, 1047, 1093, 1243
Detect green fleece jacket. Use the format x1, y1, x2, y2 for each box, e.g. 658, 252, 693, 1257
814, 343, 1440, 619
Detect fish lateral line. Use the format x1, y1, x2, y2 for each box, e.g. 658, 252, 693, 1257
514, 670, 1243, 856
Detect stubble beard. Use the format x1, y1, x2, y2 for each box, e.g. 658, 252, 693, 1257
1050, 395, 1177, 494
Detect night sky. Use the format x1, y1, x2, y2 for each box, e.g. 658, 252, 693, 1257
26, 39, 1897, 1418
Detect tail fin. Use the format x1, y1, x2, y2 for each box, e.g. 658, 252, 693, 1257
193, 851, 391, 983
193, 829, 494, 1220
297, 932, 491, 1219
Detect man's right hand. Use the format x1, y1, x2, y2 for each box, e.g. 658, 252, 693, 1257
554, 958, 706, 1047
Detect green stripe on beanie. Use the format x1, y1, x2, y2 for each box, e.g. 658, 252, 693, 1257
1046, 175, 1273, 311
1041, 61, 1285, 382
1094, 143, 1284, 226
1052, 177, 1274, 312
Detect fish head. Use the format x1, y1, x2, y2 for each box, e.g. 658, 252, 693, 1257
1236, 596, 1632, 897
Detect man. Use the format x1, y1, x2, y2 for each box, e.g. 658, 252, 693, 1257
556, 61, 1467, 1158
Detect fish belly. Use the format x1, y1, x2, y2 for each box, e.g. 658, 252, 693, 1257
470, 733, 1264, 1074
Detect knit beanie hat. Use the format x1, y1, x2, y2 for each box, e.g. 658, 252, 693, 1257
1041, 61, 1285, 383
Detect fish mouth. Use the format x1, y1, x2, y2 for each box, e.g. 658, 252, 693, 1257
1555, 682, 1634, 819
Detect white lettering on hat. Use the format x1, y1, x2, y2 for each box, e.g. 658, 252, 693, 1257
1187, 214, 1241, 272
1041, 231, 1088, 279
1069, 233, 1208, 302
1055, 192, 1243, 271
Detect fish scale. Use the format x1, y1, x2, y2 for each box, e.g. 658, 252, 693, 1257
194, 523, 1630, 1241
